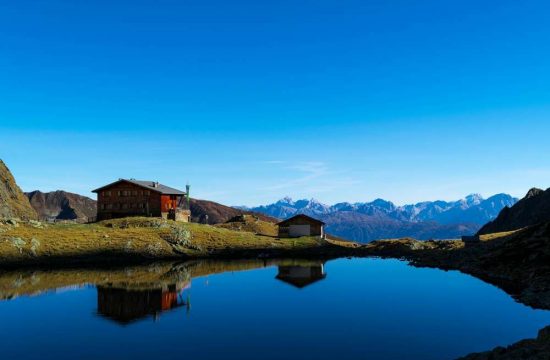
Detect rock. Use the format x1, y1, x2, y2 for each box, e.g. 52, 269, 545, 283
28, 220, 45, 228
0, 160, 37, 220
478, 187, 550, 235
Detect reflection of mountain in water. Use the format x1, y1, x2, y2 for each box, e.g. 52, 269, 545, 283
97, 282, 190, 325
276, 263, 326, 289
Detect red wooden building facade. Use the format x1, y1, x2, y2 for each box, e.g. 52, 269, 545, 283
92, 179, 190, 222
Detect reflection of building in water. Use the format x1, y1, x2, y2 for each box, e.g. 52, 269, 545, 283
275, 264, 326, 289
97, 282, 190, 325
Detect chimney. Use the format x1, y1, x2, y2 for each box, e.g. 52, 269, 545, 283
152, 181, 159, 188
186, 183, 190, 209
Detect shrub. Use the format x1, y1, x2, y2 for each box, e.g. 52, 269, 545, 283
30, 238, 40, 256
124, 241, 133, 252
170, 226, 192, 246
146, 242, 163, 256
169, 225, 201, 251
10, 237, 26, 253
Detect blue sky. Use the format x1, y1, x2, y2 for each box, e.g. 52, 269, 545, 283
1, 0, 550, 206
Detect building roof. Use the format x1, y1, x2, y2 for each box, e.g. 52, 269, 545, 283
277, 214, 326, 226
92, 179, 186, 195
275, 266, 327, 289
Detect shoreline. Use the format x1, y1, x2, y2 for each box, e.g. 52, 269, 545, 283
1, 217, 549, 311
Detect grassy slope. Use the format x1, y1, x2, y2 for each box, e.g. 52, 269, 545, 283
0, 217, 335, 266
214, 214, 279, 236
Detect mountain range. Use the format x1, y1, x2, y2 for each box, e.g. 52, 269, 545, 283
241, 194, 518, 242
0, 158, 522, 242
25, 190, 96, 223
478, 187, 550, 235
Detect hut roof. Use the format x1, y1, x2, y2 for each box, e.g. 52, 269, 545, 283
277, 214, 325, 226
92, 179, 186, 195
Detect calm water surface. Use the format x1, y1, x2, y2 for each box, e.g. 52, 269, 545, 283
0, 258, 549, 360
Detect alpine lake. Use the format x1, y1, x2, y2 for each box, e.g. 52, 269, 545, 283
1, 257, 549, 360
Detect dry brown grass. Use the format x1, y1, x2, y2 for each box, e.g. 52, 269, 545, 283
479, 229, 522, 241
0, 217, 324, 264
214, 215, 278, 236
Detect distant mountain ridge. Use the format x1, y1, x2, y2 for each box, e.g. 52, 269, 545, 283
477, 188, 550, 235
26, 190, 97, 223
241, 194, 518, 242
24, 191, 277, 225
190, 198, 277, 224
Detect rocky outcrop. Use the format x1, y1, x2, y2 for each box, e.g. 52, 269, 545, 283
26, 190, 96, 223
478, 187, 550, 235
0, 160, 37, 220
458, 326, 550, 360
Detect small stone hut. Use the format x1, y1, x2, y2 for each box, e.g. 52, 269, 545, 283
277, 214, 325, 238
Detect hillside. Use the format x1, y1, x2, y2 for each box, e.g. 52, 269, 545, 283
0, 217, 342, 267
0, 160, 37, 220
20, 189, 277, 225
26, 190, 96, 223
478, 187, 550, 235
322, 211, 479, 242
245, 194, 516, 242
215, 214, 278, 236
190, 198, 277, 224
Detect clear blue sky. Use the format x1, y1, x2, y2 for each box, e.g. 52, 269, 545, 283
1, 0, 549, 206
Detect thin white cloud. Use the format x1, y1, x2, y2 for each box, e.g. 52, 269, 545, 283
264, 161, 328, 191
262, 161, 361, 200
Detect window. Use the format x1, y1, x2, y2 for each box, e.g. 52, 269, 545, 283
145, 190, 150, 195
117, 191, 121, 196
132, 190, 138, 196
106, 191, 111, 196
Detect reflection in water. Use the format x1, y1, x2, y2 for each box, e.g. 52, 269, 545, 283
0, 259, 326, 325
94, 261, 326, 324
276, 263, 326, 288
0, 259, 325, 301
0, 258, 549, 360
97, 282, 190, 325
